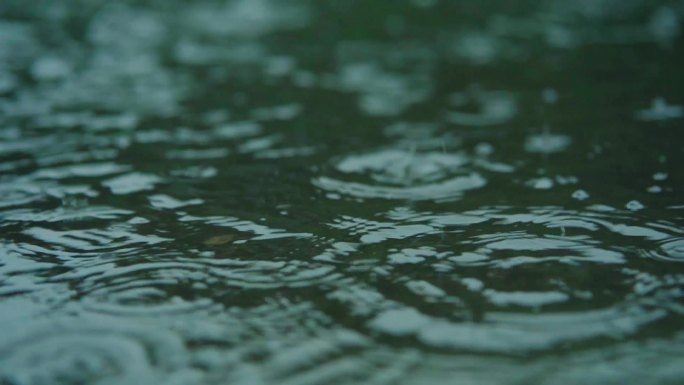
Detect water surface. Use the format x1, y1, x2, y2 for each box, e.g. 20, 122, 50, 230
1, 1, 684, 384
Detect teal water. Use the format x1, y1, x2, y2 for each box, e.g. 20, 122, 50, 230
1, 1, 683, 384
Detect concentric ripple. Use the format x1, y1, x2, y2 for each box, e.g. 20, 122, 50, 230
0, 315, 199, 385
313, 149, 488, 201
69, 255, 346, 317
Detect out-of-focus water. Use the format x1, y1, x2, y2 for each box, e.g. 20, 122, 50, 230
1, 0, 683, 384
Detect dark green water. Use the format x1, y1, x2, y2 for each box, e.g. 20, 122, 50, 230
1, 0, 683, 384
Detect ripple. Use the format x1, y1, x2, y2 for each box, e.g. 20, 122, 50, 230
22, 226, 170, 259
178, 214, 312, 241
313, 149, 487, 201
258, 327, 419, 385
369, 305, 666, 353
0, 244, 60, 298
1, 206, 133, 223
1, 1, 684, 383
483, 290, 570, 307
148, 194, 204, 210
182, 298, 420, 385
661, 239, 684, 260
330, 278, 669, 355
0, 315, 199, 385
69, 256, 346, 317
320, 204, 683, 356
102, 172, 162, 195
330, 215, 437, 245
32, 162, 130, 179
0, 180, 54, 209
537, 335, 684, 385
643, 238, 684, 262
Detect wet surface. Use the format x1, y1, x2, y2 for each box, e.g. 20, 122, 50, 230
1, 0, 684, 384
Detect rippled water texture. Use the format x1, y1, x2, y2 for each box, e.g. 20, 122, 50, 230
1, 0, 684, 384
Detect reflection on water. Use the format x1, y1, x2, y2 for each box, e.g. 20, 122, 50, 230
1, 0, 684, 384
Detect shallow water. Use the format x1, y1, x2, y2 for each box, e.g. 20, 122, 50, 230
1, 0, 683, 384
